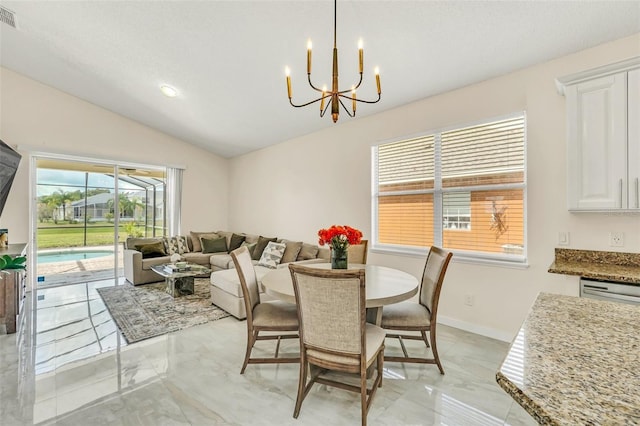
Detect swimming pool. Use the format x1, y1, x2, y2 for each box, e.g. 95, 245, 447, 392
37, 250, 113, 264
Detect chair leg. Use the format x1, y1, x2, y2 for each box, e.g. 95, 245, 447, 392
360, 367, 367, 426
430, 326, 444, 375
377, 350, 383, 388
420, 330, 430, 348
240, 329, 258, 374
293, 358, 308, 419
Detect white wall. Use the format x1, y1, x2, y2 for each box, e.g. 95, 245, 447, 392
0, 67, 229, 243
229, 34, 640, 341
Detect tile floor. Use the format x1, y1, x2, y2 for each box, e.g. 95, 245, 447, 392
0, 279, 537, 425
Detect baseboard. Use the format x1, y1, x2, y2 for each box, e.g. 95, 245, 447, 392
438, 315, 514, 343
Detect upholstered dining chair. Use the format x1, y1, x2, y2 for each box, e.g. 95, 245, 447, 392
288, 264, 385, 426
380, 246, 453, 374
230, 246, 299, 374
348, 239, 369, 264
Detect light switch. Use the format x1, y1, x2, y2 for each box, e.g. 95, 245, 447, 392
558, 232, 569, 245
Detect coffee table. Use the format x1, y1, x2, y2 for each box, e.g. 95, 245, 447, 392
151, 263, 211, 297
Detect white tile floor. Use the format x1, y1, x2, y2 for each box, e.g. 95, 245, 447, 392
0, 279, 537, 425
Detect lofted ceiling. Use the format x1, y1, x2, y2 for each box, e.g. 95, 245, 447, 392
1, 1, 639, 158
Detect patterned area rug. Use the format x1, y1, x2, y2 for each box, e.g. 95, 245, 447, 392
97, 278, 229, 344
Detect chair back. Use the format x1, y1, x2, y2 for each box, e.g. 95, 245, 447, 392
419, 246, 453, 317
231, 246, 261, 318
348, 239, 369, 264
289, 265, 366, 355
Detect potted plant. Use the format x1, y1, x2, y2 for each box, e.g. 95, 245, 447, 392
0, 255, 27, 271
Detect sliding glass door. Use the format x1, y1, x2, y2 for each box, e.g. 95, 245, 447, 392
35, 158, 166, 286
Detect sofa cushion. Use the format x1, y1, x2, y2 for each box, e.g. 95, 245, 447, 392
135, 241, 167, 259
141, 256, 170, 270
211, 253, 234, 270
164, 235, 190, 255
228, 233, 246, 252
243, 234, 259, 244
210, 265, 271, 297
297, 243, 319, 260
202, 236, 228, 254
217, 231, 234, 250
252, 236, 277, 260
281, 240, 303, 264
257, 241, 286, 269
190, 231, 219, 252
182, 251, 212, 266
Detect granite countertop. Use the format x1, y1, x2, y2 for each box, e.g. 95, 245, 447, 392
496, 292, 640, 425
548, 248, 640, 285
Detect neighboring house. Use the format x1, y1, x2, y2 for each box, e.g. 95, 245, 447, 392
70, 192, 144, 222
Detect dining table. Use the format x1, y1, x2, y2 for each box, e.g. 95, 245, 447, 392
261, 263, 419, 325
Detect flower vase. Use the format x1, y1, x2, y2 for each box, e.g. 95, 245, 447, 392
331, 246, 348, 269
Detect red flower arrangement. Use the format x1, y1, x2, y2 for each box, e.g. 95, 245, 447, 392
318, 225, 363, 251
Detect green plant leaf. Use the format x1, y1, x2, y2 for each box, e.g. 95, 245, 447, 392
0, 257, 6, 270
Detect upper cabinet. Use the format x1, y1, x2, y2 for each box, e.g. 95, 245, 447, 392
557, 57, 640, 211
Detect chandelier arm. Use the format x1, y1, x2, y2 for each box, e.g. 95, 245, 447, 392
320, 99, 333, 117
337, 93, 382, 104
289, 97, 325, 108
307, 74, 326, 92
337, 97, 355, 117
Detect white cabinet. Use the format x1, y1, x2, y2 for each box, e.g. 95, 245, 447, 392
557, 57, 640, 211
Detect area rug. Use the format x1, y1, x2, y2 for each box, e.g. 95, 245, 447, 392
97, 278, 230, 344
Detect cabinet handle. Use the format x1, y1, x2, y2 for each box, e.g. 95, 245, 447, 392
619, 179, 623, 208
636, 178, 639, 209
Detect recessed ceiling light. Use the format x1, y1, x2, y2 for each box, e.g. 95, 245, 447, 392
160, 85, 178, 98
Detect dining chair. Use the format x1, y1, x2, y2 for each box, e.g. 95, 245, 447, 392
288, 264, 385, 426
230, 246, 299, 374
380, 246, 453, 374
348, 239, 369, 264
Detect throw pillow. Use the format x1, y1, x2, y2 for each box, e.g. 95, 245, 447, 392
201, 236, 228, 254
281, 240, 303, 264
251, 236, 277, 261
190, 231, 219, 252
240, 241, 257, 257
163, 235, 190, 255
257, 241, 286, 269
135, 242, 167, 259
228, 233, 246, 252
297, 243, 319, 260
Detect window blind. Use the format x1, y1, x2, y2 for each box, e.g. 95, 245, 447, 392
374, 114, 526, 261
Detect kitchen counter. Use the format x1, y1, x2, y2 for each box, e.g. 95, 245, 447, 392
548, 248, 640, 285
496, 292, 640, 425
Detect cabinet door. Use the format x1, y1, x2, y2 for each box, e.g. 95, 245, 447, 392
567, 73, 627, 210
628, 69, 640, 209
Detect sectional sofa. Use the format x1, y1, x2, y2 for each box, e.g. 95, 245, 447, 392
123, 230, 333, 285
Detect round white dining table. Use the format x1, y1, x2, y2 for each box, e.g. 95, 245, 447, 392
262, 263, 419, 324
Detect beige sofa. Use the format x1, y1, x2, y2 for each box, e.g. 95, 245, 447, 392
122, 231, 337, 285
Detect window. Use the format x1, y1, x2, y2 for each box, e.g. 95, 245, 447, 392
373, 114, 526, 262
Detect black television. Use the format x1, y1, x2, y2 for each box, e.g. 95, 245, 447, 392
0, 139, 21, 219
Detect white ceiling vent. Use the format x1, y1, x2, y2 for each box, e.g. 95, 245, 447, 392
0, 6, 17, 28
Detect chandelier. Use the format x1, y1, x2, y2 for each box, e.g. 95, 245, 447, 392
285, 0, 381, 123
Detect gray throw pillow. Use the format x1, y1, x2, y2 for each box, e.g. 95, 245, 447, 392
281, 240, 303, 264
297, 243, 319, 260
135, 242, 167, 259
228, 233, 246, 252
252, 236, 277, 260
201, 236, 228, 254
257, 242, 287, 269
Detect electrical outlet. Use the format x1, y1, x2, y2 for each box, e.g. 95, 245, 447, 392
609, 232, 624, 247
464, 294, 474, 306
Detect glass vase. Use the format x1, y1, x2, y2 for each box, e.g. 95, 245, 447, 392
331, 246, 348, 269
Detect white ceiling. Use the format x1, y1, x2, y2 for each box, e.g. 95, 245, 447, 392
1, 1, 639, 158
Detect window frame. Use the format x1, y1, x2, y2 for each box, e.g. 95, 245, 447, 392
371, 112, 528, 267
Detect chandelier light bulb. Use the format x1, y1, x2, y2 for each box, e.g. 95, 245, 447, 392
285, 66, 290, 76
358, 39, 363, 50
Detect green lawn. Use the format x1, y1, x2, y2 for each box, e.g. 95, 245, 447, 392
37, 224, 145, 248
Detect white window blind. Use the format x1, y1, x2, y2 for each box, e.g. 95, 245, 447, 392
374, 114, 526, 262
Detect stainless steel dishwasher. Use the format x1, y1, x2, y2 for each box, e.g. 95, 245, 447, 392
580, 278, 640, 306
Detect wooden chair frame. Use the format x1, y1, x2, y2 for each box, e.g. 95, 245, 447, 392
289, 264, 384, 426
231, 246, 299, 374
383, 246, 453, 374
